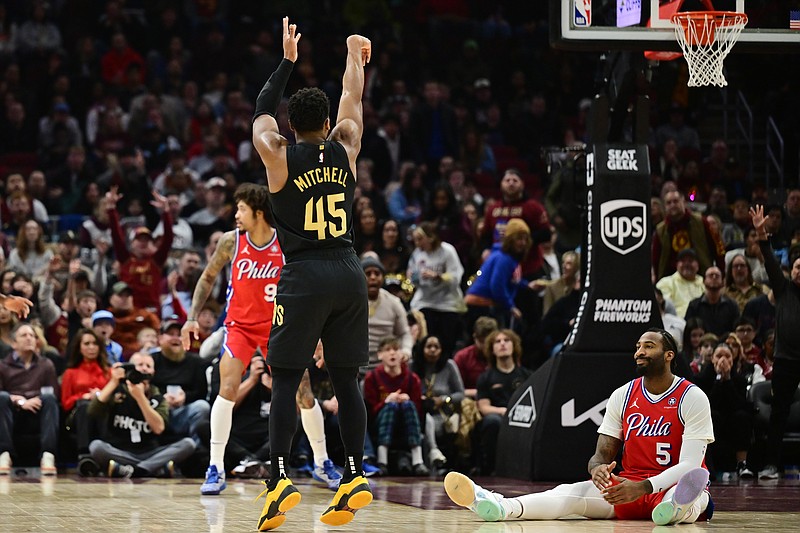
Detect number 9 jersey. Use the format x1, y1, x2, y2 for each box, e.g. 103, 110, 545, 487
225, 229, 284, 328
270, 140, 355, 257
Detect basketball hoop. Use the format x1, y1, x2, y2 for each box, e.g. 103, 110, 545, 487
671, 11, 748, 87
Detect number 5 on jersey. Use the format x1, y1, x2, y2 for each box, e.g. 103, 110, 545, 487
656, 442, 671, 466
305, 193, 347, 239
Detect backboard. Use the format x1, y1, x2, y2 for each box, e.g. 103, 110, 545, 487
552, 0, 800, 53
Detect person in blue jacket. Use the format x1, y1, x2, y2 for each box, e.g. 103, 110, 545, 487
464, 218, 536, 333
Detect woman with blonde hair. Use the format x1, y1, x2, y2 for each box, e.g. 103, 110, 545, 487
407, 309, 428, 350
541, 250, 580, 315
694, 341, 754, 479
464, 218, 536, 332
722, 331, 746, 375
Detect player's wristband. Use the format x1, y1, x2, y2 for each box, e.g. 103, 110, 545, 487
253, 58, 294, 121
186, 317, 197, 322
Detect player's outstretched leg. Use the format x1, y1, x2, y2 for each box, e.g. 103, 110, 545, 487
652, 468, 710, 526
255, 476, 301, 531
444, 471, 506, 522
319, 475, 373, 526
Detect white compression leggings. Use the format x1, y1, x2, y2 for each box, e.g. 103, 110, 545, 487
507, 480, 706, 522
509, 481, 615, 520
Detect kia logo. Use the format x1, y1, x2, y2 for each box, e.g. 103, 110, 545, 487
600, 200, 646, 255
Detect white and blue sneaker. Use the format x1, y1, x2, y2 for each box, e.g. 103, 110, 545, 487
312, 459, 342, 490
652, 467, 710, 526
200, 465, 227, 495
444, 471, 506, 522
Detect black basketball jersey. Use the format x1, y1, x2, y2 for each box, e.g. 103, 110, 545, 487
270, 140, 356, 258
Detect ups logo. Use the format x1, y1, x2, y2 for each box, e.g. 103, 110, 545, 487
600, 200, 646, 255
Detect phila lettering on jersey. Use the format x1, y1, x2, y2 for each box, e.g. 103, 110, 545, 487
225, 229, 284, 327
619, 376, 696, 481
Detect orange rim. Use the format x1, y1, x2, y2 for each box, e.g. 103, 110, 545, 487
671, 11, 747, 47
670, 11, 748, 28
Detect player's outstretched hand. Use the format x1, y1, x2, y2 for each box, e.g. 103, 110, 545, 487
282, 16, 301, 62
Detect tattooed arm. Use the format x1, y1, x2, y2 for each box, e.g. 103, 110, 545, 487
588, 434, 622, 489
181, 231, 236, 349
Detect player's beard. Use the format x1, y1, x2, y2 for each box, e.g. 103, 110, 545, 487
635, 352, 667, 377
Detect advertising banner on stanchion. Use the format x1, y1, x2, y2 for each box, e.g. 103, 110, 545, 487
564, 144, 662, 352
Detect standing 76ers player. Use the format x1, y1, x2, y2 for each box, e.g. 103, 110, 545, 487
181, 183, 282, 495
445, 328, 716, 526
251, 17, 372, 531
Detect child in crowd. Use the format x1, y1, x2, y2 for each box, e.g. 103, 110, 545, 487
136, 327, 159, 353
692, 333, 719, 376
363, 337, 430, 476
92, 310, 123, 364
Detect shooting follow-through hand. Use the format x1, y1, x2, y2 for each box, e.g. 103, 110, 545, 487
282, 16, 301, 62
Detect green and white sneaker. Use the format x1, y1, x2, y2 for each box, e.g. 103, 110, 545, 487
652, 468, 709, 526
444, 472, 506, 522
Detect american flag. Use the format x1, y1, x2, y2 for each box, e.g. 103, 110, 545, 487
791, 10, 800, 30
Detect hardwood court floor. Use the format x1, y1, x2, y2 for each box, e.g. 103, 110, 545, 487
1, 472, 798, 532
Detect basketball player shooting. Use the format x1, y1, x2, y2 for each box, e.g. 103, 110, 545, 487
249, 16, 373, 531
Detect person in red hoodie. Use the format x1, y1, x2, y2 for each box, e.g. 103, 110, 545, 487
363, 337, 430, 476
101, 32, 146, 87
60, 328, 110, 475
105, 187, 173, 312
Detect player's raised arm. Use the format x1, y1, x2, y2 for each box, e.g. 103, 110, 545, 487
181, 231, 236, 349
252, 17, 300, 186
330, 34, 371, 162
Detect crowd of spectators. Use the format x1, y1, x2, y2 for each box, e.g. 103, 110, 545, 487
0, 1, 798, 481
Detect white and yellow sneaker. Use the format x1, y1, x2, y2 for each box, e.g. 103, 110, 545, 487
444, 471, 506, 522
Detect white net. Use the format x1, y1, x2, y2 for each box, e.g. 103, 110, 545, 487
671, 12, 748, 87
